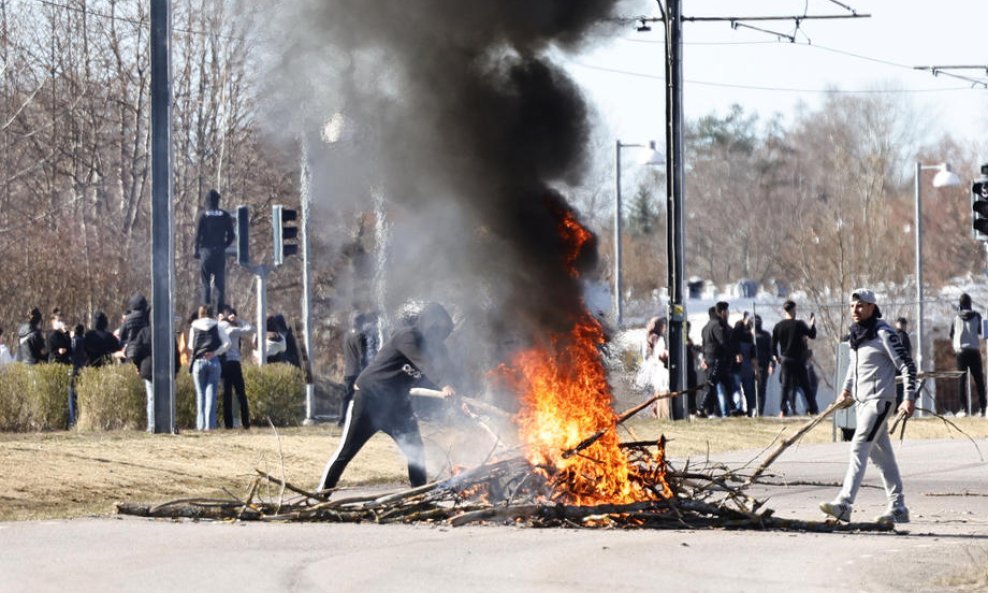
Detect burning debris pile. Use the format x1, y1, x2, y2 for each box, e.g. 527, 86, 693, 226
115, 416, 888, 533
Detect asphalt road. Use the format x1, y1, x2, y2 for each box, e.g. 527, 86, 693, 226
2, 438, 986, 593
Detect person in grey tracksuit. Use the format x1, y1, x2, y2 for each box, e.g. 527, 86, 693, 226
821, 288, 917, 524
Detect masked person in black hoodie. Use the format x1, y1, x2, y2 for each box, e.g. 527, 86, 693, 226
950, 293, 986, 417
17, 307, 47, 364
67, 324, 88, 427
84, 311, 121, 367
46, 309, 72, 365
193, 189, 236, 312
319, 303, 457, 491
119, 293, 150, 359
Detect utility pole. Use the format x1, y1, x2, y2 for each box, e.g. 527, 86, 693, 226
150, 0, 175, 434
664, 0, 688, 419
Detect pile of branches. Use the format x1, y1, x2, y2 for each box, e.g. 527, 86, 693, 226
117, 393, 896, 532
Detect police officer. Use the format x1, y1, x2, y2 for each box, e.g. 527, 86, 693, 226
194, 189, 236, 311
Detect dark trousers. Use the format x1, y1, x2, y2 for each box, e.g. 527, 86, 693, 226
339, 375, 357, 425
699, 358, 735, 416
199, 247, 227, 310
779, 358, 818, 415
957, 349, 988, 414
756, 369, 770, 416
222, 360, 250, 429
319, 390, 427, 490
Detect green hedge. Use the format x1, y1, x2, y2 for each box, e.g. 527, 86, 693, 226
242, 363, 306, 426
76, 363, 145, 431
0, 363, 72, 431
0, 362, 305, 432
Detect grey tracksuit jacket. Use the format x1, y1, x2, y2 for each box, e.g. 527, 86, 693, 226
842, 320, 917, 403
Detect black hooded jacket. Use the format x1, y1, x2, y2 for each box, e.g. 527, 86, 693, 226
355, 303, 453, 399
84, 311, 121, 367
46, 329, 72, 364
194, 190, 235, 254
17, 322, 47, 364
701, 312, 732, 363
119, 293, 150, 353
131, 325, 180, 381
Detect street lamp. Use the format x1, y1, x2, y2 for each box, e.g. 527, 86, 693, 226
915, 161, 961, 412
614, 139, 663, 327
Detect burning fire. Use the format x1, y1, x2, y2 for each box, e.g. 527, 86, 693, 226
503, 205, 670, 505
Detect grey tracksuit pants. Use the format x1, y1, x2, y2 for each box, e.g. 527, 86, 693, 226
837, 398, 904, 508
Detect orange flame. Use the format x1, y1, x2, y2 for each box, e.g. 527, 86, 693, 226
503, 205, 669, 505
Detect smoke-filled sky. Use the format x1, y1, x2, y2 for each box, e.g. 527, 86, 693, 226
258, 0, 635, 369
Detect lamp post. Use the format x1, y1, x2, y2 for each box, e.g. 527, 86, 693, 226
614, 140, 663, 327
914, 161, 961, 412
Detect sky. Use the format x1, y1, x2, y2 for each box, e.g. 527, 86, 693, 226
566, 0, 988, 155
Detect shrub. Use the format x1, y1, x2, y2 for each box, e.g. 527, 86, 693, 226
0, 363, 31, 431
76, 364, 145, 431
243, 363, 305, 426
0, 363, 71, 431
28, 363, 72, 431
2, 362, 305, 432
176, 370, 197, 429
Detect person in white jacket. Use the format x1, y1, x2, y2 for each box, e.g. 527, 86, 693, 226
188, 305, 231, 431
0, 327, 13, 367
820, 288, 917, 524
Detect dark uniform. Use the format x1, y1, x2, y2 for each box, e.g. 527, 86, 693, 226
772, 318, 819, 415
194, 189, 236, 311
319, 304, 454, 490
700, 310, 735, 417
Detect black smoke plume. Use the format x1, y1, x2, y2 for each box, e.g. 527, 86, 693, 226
262, 0, 625, 369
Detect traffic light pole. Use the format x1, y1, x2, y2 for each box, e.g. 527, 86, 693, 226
254, 265, 269, 366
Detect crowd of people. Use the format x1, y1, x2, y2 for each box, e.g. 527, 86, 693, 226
0, 294, 302, 432
637, 299, 828, 418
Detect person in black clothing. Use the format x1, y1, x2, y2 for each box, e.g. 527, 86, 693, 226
685, 323, 699, 415
119, 293, 150, 357
319, 303, 457, 491
339, 312, 374, 427
894, 317, 912, 406
194, 189, 236, 311
67, 324, 88, 428
772, 300, 819, 416
84, 311, 121, 367
17, 307, 47, 364
734, 315, 757, 417
130, 323, 181, 432
46, 309, 72, 365
699, 302, 737, 417
753, 315, 774, 416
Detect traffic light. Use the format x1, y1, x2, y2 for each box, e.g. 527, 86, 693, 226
973, 168, 988, 241
272, 204, 299, 265
236, 205, 250, 266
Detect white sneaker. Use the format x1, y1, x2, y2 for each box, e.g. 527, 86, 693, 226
875, 506, 910, 524
819, 501, 852, 522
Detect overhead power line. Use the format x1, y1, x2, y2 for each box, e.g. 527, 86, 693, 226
914, 65, 988, 89
569, 61, 973, 94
